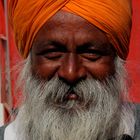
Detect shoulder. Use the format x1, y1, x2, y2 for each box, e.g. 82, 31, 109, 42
135, 104, 140, 113
134, 104, 140, 140
135, 103, 140, 126
0, 125, 7, 140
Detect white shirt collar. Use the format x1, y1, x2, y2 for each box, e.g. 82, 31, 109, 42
4, 121, 17, 140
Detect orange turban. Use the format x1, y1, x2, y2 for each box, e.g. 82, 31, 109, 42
8, 0, 132, 59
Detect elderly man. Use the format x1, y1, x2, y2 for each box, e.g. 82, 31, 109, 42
0, 0, 140, 140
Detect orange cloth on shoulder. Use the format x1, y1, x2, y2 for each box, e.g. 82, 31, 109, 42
8, 0, 132, 59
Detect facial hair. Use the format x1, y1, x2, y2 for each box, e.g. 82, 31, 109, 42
14, 56, 135, 140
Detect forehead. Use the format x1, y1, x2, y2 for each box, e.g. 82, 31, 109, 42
33, 10, 110, 49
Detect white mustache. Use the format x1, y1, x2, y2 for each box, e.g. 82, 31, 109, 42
30, 77, 104, 109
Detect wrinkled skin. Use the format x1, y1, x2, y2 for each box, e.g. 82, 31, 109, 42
31, 10, 116, 85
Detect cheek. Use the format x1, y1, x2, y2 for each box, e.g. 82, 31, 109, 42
31, 57, 60, 80
84, 58, 116, 80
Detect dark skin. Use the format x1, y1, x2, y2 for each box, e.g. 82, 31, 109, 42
31, 11, 116, 94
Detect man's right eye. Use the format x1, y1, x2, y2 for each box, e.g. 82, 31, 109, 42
36, 49, 63, 59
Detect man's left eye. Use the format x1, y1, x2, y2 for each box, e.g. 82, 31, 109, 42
80, 50, 105, 61
81, 53, 101, 61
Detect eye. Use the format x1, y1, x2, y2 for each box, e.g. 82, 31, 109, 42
80, 50, 104, 61
36, 49, 64, 60
35, 40, 67, 60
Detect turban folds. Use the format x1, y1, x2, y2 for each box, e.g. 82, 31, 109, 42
8, 0, 132, 59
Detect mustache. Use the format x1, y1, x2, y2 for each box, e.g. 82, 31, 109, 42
30, 77, 96, 109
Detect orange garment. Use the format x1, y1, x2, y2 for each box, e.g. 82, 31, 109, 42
8, 0, 132, 59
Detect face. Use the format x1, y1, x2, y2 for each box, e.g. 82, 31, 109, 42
31, 10, 116, 86
15, 10, 135, 140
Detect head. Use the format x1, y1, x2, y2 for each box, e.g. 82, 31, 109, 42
9, 1, 135, 140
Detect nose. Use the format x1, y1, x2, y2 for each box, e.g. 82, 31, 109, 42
58, 53, 87, 85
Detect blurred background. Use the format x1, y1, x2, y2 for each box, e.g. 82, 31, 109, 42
0, 0, 140, 126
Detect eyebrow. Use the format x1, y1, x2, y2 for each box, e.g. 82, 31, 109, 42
77, 42, 109, 51
77, 42, 115, 55
34, 39, 113, 53
34, 40, 67, 51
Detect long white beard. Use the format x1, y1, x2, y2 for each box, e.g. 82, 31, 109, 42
14, 56, 135, 140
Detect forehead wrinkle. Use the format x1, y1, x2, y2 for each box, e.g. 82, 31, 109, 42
33, 10, 110, 52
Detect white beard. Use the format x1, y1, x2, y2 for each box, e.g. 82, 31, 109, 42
14, 56, 135, 140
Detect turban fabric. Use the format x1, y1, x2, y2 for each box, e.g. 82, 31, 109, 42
8, 0, 132, 59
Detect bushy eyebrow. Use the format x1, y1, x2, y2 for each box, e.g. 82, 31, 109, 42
46, 40, 66, 50
77, 42, 115, 56
33, 40, 67, 51
77, 42, 95, 51
77, 42, 109, 51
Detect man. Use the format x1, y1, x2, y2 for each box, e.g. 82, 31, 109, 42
0, 0, 140, 140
